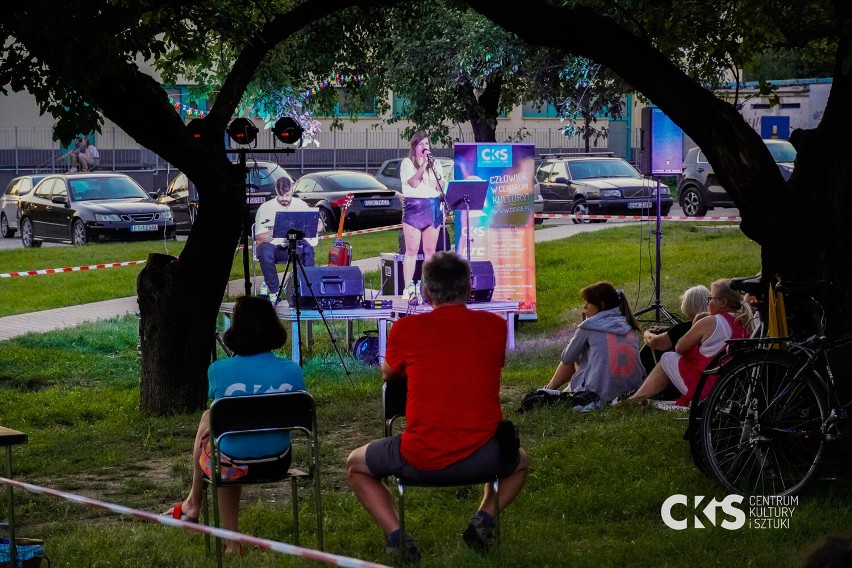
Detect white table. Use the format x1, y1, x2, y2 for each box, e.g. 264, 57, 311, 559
390, 299, 519, 350
220, 303, 393, 364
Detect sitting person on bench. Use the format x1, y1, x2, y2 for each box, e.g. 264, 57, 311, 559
346, 252, 528, 561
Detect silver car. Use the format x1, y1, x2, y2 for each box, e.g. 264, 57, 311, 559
1, 174, 45, 237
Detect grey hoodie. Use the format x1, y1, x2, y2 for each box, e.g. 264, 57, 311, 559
560, 307, 646, 403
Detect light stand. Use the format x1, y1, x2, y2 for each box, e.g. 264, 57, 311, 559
228, 148, 294, 296
634, 177, 679, 325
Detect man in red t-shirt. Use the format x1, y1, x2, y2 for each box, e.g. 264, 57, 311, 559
347, 252, 528, 561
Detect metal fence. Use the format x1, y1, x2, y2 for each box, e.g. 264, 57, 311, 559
0, 125, 621, 177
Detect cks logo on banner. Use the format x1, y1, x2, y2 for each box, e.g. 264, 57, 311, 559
661, 495, 745, 530
661, 495, 797, 530
477, 145, 513, 168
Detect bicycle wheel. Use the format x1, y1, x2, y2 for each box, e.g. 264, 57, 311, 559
701, 350, 827, 496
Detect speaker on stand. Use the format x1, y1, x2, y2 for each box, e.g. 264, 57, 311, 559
634, 107, 683, 325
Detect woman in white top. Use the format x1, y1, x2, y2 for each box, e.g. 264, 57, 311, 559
399, 131, 445, 297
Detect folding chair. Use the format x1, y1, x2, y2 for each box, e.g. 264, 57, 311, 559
201, 392, 322, 567
382, 380, 501, 546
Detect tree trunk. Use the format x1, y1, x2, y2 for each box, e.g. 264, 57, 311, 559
137, 164, 246, 415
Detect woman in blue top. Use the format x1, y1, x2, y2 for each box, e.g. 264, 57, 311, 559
543, 282, 646, 404
164, 296, 305, 553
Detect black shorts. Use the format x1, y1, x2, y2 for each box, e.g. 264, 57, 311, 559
365, 434, 518, 484
402, 197, 442, 230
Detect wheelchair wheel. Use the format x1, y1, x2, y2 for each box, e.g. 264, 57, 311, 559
700, 350, 827, 496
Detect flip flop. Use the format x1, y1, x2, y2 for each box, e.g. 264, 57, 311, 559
163, 502, 198, 523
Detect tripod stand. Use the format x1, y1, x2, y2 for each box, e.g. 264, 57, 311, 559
634, 177, 679, 325
273, 229, 352, 380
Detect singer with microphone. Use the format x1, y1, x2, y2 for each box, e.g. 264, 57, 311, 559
399, 131, 445, 299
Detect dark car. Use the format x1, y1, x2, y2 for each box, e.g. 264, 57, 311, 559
19, 173, 175, 247
535, 154, 672, 223
677, 139, 796, 216
292, 171, 402, 231
1, 174, 45, 238
158, 160, 294, 233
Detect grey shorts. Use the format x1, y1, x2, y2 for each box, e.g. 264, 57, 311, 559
402, 197, 442, 230
365, 434, 518, 484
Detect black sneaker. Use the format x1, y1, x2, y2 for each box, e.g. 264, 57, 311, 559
462, 514, 495, 551
386, 530, 421, 563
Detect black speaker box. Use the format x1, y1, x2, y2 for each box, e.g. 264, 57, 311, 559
380, 253, 424, 296
469, 261, 495, 303
285, 266, 364, 309
639, 107, 683, 176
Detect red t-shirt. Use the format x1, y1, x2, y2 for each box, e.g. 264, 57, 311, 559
385, 304, 507, 471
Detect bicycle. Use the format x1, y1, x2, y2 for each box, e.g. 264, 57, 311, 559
687, 279, 852, 496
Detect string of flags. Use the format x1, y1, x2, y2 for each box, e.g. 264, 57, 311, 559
303, 73, 371, 99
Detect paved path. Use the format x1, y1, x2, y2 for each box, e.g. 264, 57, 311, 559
0, 222, 616, 340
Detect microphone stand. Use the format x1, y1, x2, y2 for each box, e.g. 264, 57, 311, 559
426, 155, 449, 252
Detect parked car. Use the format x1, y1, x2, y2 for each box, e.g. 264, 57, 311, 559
1, 174, 45, 238
18, 172, 175, 247
375, 157, 454, 192
535, 154, 672, 223
158, 160, 294, 233
292, 170, 402, 231
677, 139, 796, 216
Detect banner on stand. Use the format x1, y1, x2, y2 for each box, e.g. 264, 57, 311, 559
452, 143, 537, 318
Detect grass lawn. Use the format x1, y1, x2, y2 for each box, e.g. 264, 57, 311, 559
1, 223, 850, 567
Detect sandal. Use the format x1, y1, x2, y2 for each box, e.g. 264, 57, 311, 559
163, 502, 198, 523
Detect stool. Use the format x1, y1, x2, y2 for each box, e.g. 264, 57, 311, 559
0, 427, 28, 568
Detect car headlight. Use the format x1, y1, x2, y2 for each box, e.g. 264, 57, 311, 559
601, 189, 621, 198
159, 210, 173, 220
658, 187, 671, 196
95, 214, 122, 222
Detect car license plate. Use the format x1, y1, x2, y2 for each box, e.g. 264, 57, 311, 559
364, 199, 390, 206
628, 202, 653, 209
247, 196, 267, 205
130, 224, 158, 232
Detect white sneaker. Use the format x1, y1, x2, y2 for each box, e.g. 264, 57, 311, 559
69, 167, 78, 173
403, 283, 416, 303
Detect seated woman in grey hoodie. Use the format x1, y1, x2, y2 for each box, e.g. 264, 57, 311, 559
543, 281, 646, 404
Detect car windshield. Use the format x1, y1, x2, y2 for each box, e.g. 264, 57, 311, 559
767, 141, 797, 163
327, 173, 385, 190
69, 177, 149, 201
567, 159, 640, 180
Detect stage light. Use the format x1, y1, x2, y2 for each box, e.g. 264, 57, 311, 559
272, 116, 303, 145
228, 118, 259, 145
186, 119, 204, 140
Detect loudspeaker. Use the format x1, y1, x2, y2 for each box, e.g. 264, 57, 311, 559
469, 261, 495, 303
639, 107, 683, 176
284, 266, 364, 309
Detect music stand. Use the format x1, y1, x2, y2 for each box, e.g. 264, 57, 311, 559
272, 210, 320, 240
446, 180, 489, 262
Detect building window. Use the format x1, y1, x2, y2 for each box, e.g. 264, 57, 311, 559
522, 101, 558, 118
